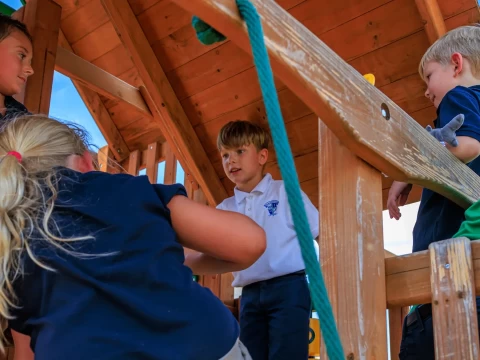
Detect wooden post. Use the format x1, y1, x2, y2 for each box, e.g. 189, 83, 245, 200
429, 238, 480, 359
146, 142, 159, 184
98, 146, 116, 173
19, 0, 61, 114
319, 122, 387, 359
127, 150, 140, 176
388, 306, 410, 360
163, 144, 177, 185
414, 0, 446, 44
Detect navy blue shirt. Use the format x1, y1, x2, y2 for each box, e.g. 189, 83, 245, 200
9, 169, 239, 359
413, 85, 480, 252
0, 96, 28, 124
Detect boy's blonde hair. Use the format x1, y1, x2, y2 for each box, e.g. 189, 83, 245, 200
419, 25, 480, 80
0, 115, 92, 350
217, 120, 270, 151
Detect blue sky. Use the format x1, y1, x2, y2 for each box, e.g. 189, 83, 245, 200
4, 0, 185, 184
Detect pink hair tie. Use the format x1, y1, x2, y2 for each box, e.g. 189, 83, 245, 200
6, 151, 22, 162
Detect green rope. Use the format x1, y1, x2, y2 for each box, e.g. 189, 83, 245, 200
192, 1, 345, 358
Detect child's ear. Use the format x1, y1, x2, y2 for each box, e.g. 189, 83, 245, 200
451, 52, 464, 76
258, 148, 268, 165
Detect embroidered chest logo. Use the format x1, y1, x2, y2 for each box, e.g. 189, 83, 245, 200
264, 200, 279, 216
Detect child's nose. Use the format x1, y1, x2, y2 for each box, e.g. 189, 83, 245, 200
424, 88, 430, 98
24, 65, 34, 77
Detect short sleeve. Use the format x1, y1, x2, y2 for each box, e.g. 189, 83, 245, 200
152, 183, 187, 207
437, 86, 480, 142
285, 187, 319, 239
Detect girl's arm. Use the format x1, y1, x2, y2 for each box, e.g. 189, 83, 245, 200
167, 196, 266, 274
11, 330, 33, 360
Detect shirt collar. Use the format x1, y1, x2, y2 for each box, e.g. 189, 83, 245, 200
234, 173, 273, 204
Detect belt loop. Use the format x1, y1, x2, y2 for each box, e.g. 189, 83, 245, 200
415, 306, 425, 332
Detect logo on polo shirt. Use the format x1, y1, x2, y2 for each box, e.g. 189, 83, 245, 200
264, 200, 279, 216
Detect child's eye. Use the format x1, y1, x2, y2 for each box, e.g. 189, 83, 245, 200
222, 154, 228, 159
237, 149, 244, 154
18, 53, 26, 60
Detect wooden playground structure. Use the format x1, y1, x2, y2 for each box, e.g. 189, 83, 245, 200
2, 0, 480, 358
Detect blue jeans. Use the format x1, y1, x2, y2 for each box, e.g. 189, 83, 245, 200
239, 271, 311, 360
399, 296, 480, 359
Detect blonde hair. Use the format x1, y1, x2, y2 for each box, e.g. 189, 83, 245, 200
419, 25, 480, 80
217, 120, 270, 151
0, 114, 91, 351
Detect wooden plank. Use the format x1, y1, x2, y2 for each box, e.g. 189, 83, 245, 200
415, 0, 447, 44
388, 307, 410, 360
220, 272, 235, 306
146, 142, 159, 183
385, 240, 480, 307
318, 122, 387, 359
127, 150, 141, 175
57, 30, 130, 161
21, 0, 61, 114
202, 274, 221, 297
118, 117, 165, 150
172, 0, 480, 209
56, 0, 95, 20
163, 144, 177, 184
98, 145, 116, 173
429, 238, 479, 359
60, 0, 109, 44
102, 0, 227, 206
55, 46, 151, 116
91, 45, 134, 77
71, 21, 120, 63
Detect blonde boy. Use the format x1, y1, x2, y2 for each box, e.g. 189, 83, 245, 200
387, 26, 480, 359
216, 120, 319, 360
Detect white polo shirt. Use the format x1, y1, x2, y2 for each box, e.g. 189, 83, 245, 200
216, 173, 319, 287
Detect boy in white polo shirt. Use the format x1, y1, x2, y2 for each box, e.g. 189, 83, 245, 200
216, 120, 319, 360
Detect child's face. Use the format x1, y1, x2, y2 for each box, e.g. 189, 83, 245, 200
220, 143, 268, 191
0, 30, 33, 97
423, 53, 475, 108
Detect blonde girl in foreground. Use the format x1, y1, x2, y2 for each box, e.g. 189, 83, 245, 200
0, 115, 265, 360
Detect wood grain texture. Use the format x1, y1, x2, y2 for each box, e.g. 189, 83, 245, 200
415, 0, 447, 43
55, 46, 151, 116
163, 143, 177, 184
319, 122, 387, 359
385, 240, 480, 307
172, 0, 480, 208
127, 149, 141, 175
146, 142, 159, 183
430, 238, 480, 359
102, 0, 227, 205
388, 306, 410, 360
22, 0, 61, 114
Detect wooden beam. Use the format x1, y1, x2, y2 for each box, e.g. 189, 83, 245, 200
429, 238, 479, 359
385, 240, 480, 307
98, 146, 116, 173
57, 30, 130, 161
319, 123, 387, 359
127, 150, 141, 175
163, 143, 177, 185
388, 307, 409, 360
102, 0, 228, 206
172, 0, 480, 209
414, 0, 447, 44
146, 142, 159, 184
55, 46, 151, 117
20, 0, 61, 114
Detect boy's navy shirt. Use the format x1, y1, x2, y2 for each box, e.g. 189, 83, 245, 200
9, 169, 239, 360
0, 96, 28, 123
413, 85, 480, 252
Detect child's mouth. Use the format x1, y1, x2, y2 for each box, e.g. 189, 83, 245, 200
230, 168, 241, 174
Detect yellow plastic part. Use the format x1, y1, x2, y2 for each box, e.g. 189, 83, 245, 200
308, 318, 320, 357
363, 73, 375, 86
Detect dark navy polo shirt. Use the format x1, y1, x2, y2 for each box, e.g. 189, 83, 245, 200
9, 168, 239, 359
413, 85, 480, 252
0, 96, 28, 124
